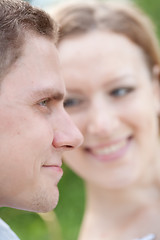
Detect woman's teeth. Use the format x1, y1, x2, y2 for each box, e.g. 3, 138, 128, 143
91, 140, 126, 155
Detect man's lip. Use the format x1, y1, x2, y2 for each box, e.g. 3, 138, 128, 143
42, 164, 63, 181
42, 164, 62, 168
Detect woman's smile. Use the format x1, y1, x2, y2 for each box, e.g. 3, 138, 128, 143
84, 136, 132, 162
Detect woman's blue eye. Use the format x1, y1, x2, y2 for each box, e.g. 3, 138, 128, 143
110, 87, 134, 97
64, 98, 82, 108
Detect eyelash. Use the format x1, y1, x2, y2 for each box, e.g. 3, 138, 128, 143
110, 87, 135, 97
38, 98, 51, 107
64, 98, 84, 108
63, 87, 134, 109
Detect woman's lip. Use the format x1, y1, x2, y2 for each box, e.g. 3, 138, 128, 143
84, 136, 132, 162
84, 136, 132, 150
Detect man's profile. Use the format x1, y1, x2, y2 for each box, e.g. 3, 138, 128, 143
0, 0, 83, 239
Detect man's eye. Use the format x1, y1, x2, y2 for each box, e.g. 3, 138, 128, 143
38, 98, 50, 107
110, 87, 134, 97
64, 98, 83, 108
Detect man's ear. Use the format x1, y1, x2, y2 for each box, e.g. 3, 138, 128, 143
152, 65, 160, 115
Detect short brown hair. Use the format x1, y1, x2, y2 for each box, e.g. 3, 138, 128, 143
0, 0, 59, 80
50, 0, 160, 74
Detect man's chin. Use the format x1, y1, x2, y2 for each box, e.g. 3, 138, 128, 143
36, 188, 60, 213
14, 187, 60, 213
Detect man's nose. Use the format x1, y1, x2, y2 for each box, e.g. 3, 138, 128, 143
52, 109, 83, 150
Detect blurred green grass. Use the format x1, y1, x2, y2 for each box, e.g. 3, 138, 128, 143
55, 164, 85, 240
134, 0, 160, 39
0, 207, 51, 240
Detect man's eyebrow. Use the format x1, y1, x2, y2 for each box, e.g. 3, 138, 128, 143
30, 88, 65, 101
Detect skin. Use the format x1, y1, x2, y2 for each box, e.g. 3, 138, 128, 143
58, 31, 160, 240
0, 34, 83, 213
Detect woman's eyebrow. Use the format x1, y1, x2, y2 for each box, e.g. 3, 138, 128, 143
102, 74, 136, 87
65, 88, 86, 95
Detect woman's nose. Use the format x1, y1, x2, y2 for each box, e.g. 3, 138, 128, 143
52, 109, 83, 150
87, 104, 119, 136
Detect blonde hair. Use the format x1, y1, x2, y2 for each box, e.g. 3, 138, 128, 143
49, 0, 160, 74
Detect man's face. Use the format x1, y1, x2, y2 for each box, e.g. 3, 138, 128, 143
0, 35, 82, 212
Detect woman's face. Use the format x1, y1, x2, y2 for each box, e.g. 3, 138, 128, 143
59, 31, 160, 188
